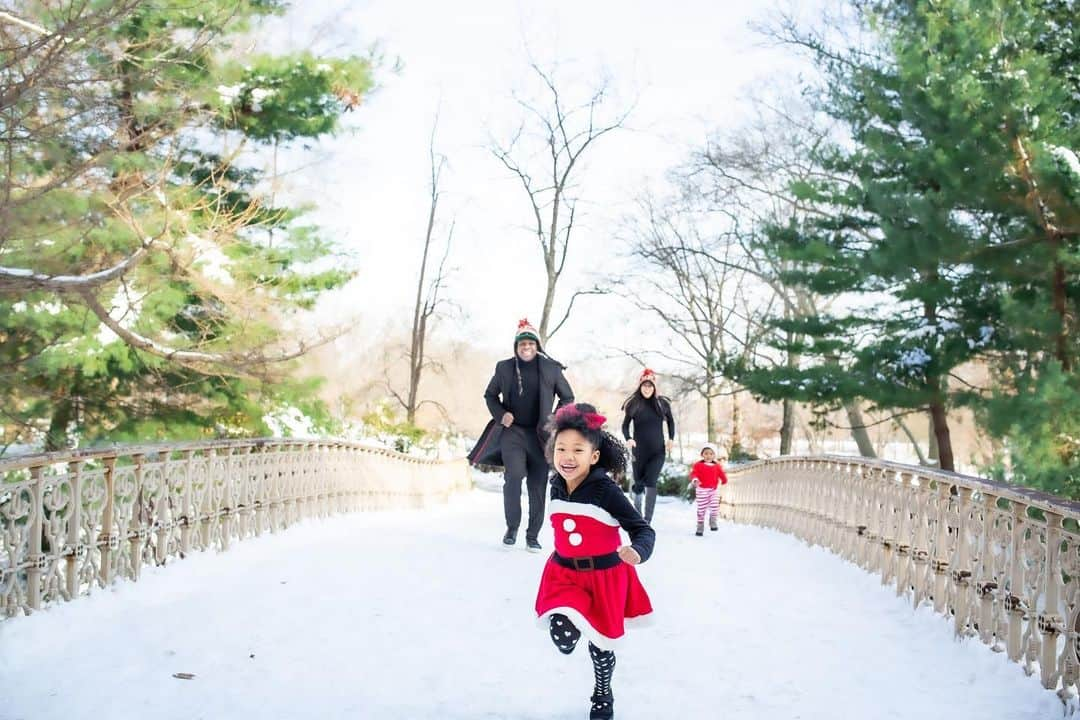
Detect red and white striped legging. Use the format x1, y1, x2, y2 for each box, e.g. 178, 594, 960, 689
695, 486, 720, 522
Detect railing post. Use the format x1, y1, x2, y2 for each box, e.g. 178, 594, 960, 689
910, 474, 932, 609
64, 460, 83, 601
98, 456, 117, 587
894, 471, 913, 598
1038, 511, 1065, 690
180, 450, 194, 556
154, 457, 170, 567
129, 454, 145, 582
931, 481, 952, 615
1004, 501, 1027, 662
975, 492, 999, 647
26, 465, 44, 613
950, 486, 975, 637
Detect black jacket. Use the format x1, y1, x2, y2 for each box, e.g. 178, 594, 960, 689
468, 355, 574, 468
550, 467, 655, 562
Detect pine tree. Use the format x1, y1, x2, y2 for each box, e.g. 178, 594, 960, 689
0, 1, 373, 451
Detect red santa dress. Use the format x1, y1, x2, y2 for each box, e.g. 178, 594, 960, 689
535, 469, 655, 650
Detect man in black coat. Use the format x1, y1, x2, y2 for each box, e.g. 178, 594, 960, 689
468, 318, 574, 551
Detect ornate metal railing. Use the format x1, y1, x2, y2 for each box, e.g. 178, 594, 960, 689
0, 439, 471, 619
721, 456, 1080, 702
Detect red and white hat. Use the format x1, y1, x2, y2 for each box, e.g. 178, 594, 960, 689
638, 368, 658, 388
514, 318, 542, 348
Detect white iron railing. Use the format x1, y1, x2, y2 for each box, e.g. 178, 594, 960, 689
0, 439, 471, 618
721, 456, 1080, 702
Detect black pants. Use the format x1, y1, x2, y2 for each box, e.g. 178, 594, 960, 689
500, 425, 548, 541
631, 451, 664, 493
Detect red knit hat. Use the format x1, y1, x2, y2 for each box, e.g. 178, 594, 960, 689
639, 368, 658, 389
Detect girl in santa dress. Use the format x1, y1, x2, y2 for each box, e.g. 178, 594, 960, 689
535, 402, 655, 720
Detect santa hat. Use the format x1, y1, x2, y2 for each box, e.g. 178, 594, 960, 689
514, 318, 543, 351
639, 368, 658, 389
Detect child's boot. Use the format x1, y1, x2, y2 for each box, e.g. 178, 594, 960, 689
588, 643, 616, 719
695, 521, 704, 536
709, 516, 718, 531
590, 693, 614, 719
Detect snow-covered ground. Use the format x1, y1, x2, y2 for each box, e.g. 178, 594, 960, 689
0, 480, 1061, 720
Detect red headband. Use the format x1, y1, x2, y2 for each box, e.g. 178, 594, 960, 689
555, 404, 607, 431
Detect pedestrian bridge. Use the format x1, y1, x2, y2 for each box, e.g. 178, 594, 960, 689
0, 441, 1072, 719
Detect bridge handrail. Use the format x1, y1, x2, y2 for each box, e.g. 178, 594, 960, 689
723, 455, 1080, 702
1, 438, 471, 619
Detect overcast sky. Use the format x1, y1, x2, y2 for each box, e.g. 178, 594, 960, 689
257, 0, 823, 378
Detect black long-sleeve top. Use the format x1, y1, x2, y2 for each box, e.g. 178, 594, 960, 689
549, 467, 655, 563
621, 399, 675, 458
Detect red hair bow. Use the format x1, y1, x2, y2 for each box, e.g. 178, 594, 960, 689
555, 405, 607, 430
583, 412, 606, 430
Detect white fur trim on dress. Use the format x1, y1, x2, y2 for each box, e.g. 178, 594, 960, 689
537, 606, 622, 651
547, 499, 618, 527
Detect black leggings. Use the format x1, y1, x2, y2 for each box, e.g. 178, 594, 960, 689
548, 613, 616, 702
631, 451, 664, 493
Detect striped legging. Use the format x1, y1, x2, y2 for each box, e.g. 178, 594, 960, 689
695, 486, 720, 522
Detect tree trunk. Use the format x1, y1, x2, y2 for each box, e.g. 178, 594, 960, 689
896, 417, 929, 465
780, 398, 795, 455
923, 296, 955, 471
705, 376, 715, 443
928, 402, 955, 472
45, 397, 74, 452
730, 395, 742, 452
1052, 243, 1071, 372
780, 339, 799, 455
928, 414, 940, 466
844, 401, 877, 458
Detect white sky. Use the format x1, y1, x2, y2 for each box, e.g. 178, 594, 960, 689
259, 0, 824, 377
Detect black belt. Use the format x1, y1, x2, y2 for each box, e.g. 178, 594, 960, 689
552, 551, 622, 571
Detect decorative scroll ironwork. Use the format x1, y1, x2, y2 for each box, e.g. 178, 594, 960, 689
1, 440, 470, 619
721, 456, 1080, 701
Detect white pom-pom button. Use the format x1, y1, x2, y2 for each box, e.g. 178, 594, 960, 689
562, 518, 577, 532
568, 532, 583, 546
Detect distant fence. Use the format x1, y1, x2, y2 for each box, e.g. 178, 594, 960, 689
722, 456, 1080, 702
0, 439, 471, 619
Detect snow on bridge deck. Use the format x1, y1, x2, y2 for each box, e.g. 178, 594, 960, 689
0, 483, 1059, 720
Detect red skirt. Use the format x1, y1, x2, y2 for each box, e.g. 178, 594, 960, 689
535, 556, 653, 650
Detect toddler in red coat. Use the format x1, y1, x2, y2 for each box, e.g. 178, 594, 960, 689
688, 443, 728, 536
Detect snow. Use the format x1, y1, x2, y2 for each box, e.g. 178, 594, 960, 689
897, 347, 931, 369
217, 84, 242, 103
0, 483, 1060, 720
1050, 145, 1080, 180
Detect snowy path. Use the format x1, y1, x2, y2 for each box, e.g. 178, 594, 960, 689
0, 486, 1060, 720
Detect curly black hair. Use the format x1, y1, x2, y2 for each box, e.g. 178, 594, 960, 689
543, 402, 628, 480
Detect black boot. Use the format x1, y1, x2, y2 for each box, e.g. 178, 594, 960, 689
502, 528, 517, 547
548, 613, 581, 655
588, 643, 615, 719
590, 693, 614, 719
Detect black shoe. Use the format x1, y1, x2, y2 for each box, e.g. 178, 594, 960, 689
526, 538, 542, 553
502, 529, 517, 547
590, 693, 614, 720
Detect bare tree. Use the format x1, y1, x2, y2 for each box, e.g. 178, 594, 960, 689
490, 63, 632, 343
388, 117, 454, 426
617, 195, 773, 443
688, 93, 879, 457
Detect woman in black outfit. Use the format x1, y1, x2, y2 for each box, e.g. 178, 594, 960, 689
620, 368, 675, 523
